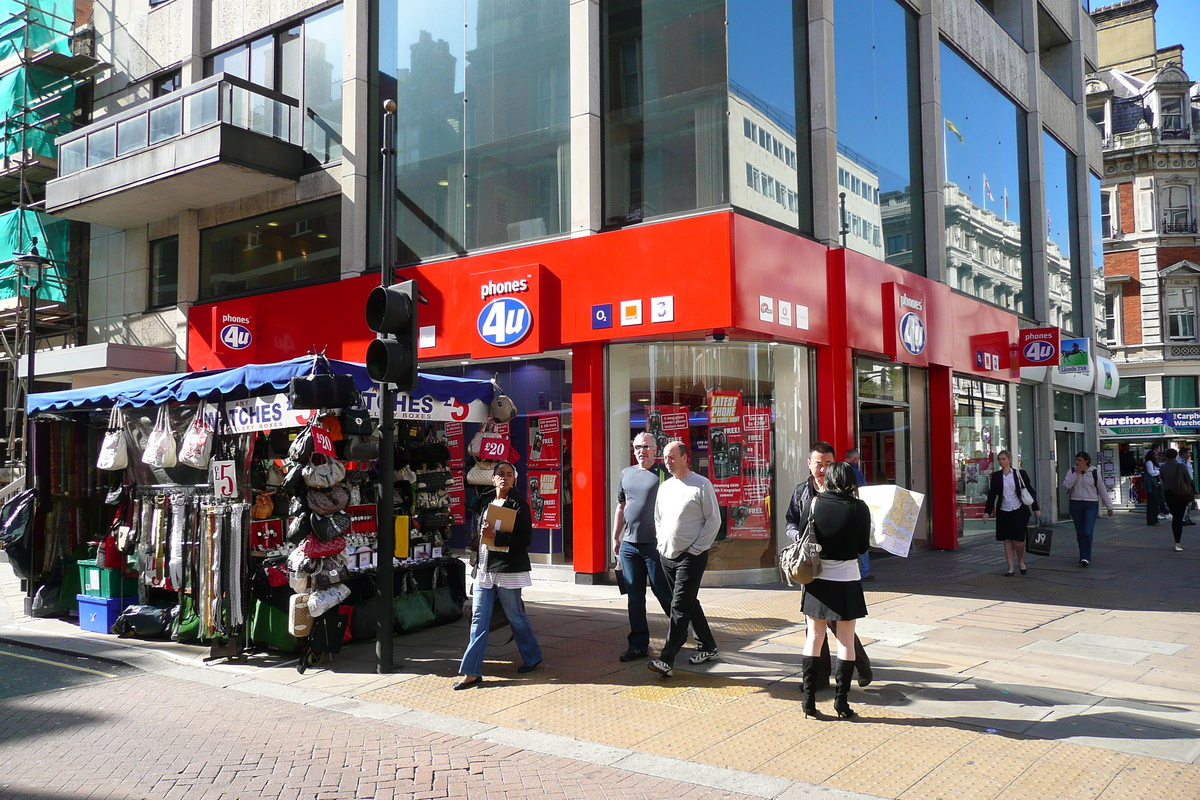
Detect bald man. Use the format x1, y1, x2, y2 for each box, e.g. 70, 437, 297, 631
648, 441, 721, 677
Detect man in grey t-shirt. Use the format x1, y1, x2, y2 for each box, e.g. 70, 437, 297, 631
612, 432, 672, 661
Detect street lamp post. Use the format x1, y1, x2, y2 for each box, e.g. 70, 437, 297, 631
14, 238, 51, 482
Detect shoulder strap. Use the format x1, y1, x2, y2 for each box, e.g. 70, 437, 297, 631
1093, 468, 1099, 490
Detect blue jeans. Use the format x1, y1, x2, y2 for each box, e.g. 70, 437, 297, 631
1069, 500, 1099, 562
459, 581, 542, 678
619, 541, 673, 652
858, 551, 871, 578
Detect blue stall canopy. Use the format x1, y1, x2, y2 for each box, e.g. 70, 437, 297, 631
28, 356, 496, 413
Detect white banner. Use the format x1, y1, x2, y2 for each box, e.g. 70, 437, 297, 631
225, 394, 317, 433
221, 390, 490, 433
360, 388, 489, 423
858, 484, 925, 558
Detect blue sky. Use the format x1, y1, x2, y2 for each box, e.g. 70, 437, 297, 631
1153, 0, 1200, 73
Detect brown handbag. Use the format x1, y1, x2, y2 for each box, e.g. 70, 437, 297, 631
252, 490, 276, 520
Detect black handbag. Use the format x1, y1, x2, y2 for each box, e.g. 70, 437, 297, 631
311, 511, 351, 542
424, 566, 463, 625
289, 373, 357, 410
340, 405, 373, 435
287, 512, 313, 544
283, 462, 308, 496
288, 427, 314, 463
1026, 525, 1053, 557
309, 609, 349, 653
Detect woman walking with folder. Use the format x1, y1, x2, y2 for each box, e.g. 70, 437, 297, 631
983, 450, 1041, 576
455, 461, 543, 689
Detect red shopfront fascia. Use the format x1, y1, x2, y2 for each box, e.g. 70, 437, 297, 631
188, 212, 832, 577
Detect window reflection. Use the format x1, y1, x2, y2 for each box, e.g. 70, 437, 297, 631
728, 0, 805, 231
603, 0, 727, 226
304, 6, 343, 163
835, 0, 923, 271
940, 43, 1028, 313
382, 0, 570, 261
1044, 131, 1079, 333
1090, 172, 1105, 340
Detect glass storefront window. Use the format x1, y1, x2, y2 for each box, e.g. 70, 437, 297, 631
1099, 376, 1146, 411
381, 0, 570, 262
1054, 390, 1082, 422
1044, 131, 1079, 333
954, 376, 1009, 537
603, 0, 727, 226
940, 42, 1029, 314
608, 342, 812, 571
856, 359, 907, 402
856, 359, 912, 489
728, 0, 808, 232
1164, 376, 1198, 409
834, 0, 923, 271
198, 197, 340, 299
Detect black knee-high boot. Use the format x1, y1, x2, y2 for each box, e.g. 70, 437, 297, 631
800, 655, 826, 720
833, 657, 857, 719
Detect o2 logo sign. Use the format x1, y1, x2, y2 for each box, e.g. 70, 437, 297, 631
220, 323, 252, 350
1022, 340, 1056, 364
478, 297, 532, 347
899, 312, 926, 356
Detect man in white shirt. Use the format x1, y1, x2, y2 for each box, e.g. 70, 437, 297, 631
648, 441, 721, 677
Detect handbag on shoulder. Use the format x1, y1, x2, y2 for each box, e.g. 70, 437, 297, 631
780, 497, 823, 586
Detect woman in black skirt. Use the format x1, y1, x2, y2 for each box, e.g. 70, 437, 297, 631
983, 450, 1041, 576
799, 462, 871, 720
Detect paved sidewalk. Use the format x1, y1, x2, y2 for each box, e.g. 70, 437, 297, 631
3, 509, 1199, 799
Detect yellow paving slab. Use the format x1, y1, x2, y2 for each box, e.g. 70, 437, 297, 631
897, 767, 1010, 800
1096, 756, 1200, 800
1006, 742, 1132, 798
824, 724, 982, 798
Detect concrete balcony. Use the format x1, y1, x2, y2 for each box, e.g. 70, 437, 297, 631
1102, 126, 1198, 152
46, 74, 305, 228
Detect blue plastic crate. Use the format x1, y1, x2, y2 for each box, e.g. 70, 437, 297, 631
77, 594, 137, 634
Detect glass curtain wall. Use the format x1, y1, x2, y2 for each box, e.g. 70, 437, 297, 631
607, 342, 812, 571
834, 0, 923, 271
953, 376, 1009, 538
303, 6, 344, 163
603, 0, 727, 226
727, 0, 808, 233
1044, 131, 1079, 333
1090, 172, 1105, 340
380, 1, 570, 262
940, 43, 1029, 314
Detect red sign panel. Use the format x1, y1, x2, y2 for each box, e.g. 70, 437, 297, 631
708, 391, 744, 505
969, 331, 1010, 373
527, 412, 562, 470
881, 282, 929, 367
1018, 327, 1061, 367
528, 471, 560, 528
647, 405, 691, 457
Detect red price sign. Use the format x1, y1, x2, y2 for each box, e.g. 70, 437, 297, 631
480, 438, 508, 460
312, 425, 336, 457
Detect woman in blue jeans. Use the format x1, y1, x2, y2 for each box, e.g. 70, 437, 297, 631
1062, 452, 1113, 567
455, 461, 543, 689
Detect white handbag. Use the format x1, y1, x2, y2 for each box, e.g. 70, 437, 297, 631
96, 406, 129, 471
142, 406, 178, 468
178, 402, 214, 469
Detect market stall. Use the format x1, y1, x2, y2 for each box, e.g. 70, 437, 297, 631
12, 356, 499, 665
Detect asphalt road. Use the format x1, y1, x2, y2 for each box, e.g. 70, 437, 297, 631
0, 640, 136, 700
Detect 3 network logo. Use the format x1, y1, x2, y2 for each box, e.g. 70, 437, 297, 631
899, 312, 926, 356
478, 296, 532, 347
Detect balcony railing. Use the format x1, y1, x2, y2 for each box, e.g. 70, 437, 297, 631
55, 73, 299, 176
1163, 219, 1199, 234
1105, 126, 1197, 151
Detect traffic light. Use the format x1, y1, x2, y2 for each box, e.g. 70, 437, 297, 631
365, 279, 418, 390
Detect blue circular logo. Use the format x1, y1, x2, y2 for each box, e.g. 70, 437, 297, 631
1022, 340, 1056, 364
219, 323, 252, 350
899, 312, 926, 356
477, 297, 532, 347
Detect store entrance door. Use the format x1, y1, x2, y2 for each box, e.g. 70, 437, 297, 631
859, 404, 911, 489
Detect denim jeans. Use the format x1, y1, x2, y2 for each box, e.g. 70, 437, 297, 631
659, 550, 717, 666
858, 551, 871, 578
1069, 499, 1099, 562
619, 540, 673, 652
459, 580, 542, 678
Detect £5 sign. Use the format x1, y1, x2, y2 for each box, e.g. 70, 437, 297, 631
478, 296, 533, 347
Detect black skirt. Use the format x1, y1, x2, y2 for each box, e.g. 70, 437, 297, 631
801, 578, 867, 621
995, 507, 1031, 541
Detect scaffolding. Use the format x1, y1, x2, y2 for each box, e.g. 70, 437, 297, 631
0, 0, 102, 473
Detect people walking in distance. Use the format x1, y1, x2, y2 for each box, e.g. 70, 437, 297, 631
786, 442, 874, 689
1159, 448, 1194, 552
1177, 447, 1195, 526
647, 441, 721, 677
1062, 451, 1113, 567
612, 432, 672, 662
796, 462, 871, 720
983, 450, 1040, 577
454, 461, 543, 690
1144, 446, 1163, 525
844, 448, 873, 582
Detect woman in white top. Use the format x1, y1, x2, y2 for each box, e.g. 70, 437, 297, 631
1062, 451, 1113, 567
983, 450, 1041, 576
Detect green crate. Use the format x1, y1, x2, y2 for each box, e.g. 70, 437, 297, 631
78, 559, 138, 599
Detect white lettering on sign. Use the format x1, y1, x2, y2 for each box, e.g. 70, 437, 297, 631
221, 313, 251, 324
225, 393, 316, 433
480, 278, 530, 300
899, 294, 923, 311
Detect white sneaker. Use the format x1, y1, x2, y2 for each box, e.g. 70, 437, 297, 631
688, 649, 719, 665
1174, 544, 1184, 552
648, 659, 674, 677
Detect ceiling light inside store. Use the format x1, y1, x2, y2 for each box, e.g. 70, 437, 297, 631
267, 221, 279, 227
438, 180, 449, 186
512, 356, 521, 361
316, 233, 328, 239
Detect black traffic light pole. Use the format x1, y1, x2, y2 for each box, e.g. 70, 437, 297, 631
375, 99, 398, 674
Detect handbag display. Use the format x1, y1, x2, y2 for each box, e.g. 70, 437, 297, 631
301, 534, 347, 559
780, 497, 822, 586
310, 510, 351, 542
288, 426, 315, 463
306, 485, 349, 515
344, 434, 380, 462
1026, 524, 1053, 557
303, 458, 347, 489
309, 557, 350, 590
96, 406, 129, 471
340, 404, 373, 435
423, 566, 463, 625
288, 593, 314, 637
393, 572, 435, 632
489, 389, 518, 423
307, 583, 351, 617
252, 490, 276, 520
467, 461, 498, 486
141, 406, 178, 469
178, 402, 214, 469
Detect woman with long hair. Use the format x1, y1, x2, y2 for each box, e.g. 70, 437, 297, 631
798, 462, 871, 720
1062, 451, 1113, 566
983, 450, 1041, 576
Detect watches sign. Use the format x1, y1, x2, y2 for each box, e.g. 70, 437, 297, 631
1018, 327, 1060, 367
